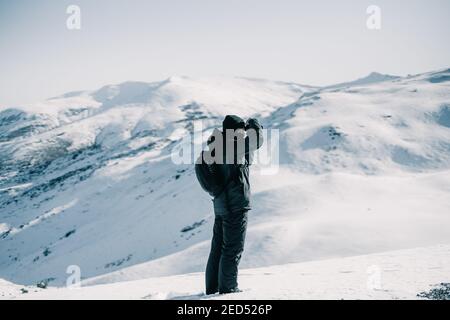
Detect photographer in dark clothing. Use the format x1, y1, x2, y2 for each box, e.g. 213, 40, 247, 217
204, 115, 264, 294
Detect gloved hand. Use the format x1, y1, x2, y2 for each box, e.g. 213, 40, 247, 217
245, 118, 263, 130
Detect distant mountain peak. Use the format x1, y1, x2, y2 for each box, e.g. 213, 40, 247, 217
363, 71, 398, 81
326, 71, 400, 89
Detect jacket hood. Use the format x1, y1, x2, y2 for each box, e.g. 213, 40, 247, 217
222, 115, 245, 131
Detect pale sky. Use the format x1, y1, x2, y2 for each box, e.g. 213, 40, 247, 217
1, 0, 449, 106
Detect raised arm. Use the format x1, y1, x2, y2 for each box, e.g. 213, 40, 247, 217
242, 118, 264, 164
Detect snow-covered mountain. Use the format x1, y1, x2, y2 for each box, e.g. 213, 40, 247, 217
1, 69, 449, 291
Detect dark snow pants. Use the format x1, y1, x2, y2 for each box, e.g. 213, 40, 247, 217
205, 210, 248, 294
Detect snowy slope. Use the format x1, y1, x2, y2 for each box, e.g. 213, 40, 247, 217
2, 244, 449, 300
1, 69, 450, 290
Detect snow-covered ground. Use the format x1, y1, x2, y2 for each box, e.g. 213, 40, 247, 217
1, 68, 449, 298
2, 244, 449, 300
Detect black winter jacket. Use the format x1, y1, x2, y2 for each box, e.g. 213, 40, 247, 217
213, 119, 264, 215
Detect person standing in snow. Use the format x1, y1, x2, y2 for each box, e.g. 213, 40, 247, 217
204, 115, 264, 294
